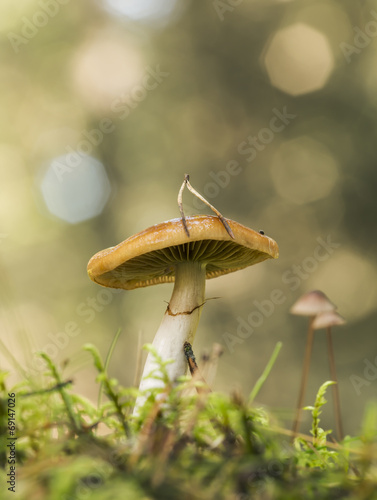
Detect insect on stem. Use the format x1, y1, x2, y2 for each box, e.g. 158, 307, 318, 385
183, 342, 212, 394
184, 341, 199, 376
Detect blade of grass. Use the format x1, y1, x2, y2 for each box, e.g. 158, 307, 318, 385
39, 352, 82, 433
85, 339, 130, 437
133, 330, 144, 388
0, 337, 28, 378
248, 341, 282, 404
98, 328, 122, 408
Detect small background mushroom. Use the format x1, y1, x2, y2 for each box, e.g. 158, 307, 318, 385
290, 291, 345, 438
290, 291, 336, 436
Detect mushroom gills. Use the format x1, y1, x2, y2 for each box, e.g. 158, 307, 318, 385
100, 239, 271, 288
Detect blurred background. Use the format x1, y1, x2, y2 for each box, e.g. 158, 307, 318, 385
1, 0, 377, 436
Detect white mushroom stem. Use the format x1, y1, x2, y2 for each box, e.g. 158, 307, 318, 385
134, 261, 206, 413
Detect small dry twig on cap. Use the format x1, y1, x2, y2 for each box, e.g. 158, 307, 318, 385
177, 175, 190, 237
178, 174, 235, 239
183, 341, 211, 394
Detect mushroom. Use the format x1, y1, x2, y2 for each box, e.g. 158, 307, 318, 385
290, 290, 336, 436
87, 215, 279, 412
312, 310, 346, 441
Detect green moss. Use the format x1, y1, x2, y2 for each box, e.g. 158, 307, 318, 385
0, 348, 376, 500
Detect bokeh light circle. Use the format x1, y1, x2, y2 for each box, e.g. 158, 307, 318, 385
263, 23, 334, 95
102, 0, 179, 24
41, 154, 111, 224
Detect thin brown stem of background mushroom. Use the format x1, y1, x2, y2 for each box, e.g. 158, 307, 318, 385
87, 215, 278, 415
326, 327, 343, 441
292, 317, 315, 437
312, 310, 346, 442
290, 290, 336, 437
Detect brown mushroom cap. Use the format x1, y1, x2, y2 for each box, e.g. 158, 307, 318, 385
87, 215, 279, 290
312, 311, 346, 330
290, 290, 336, 316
